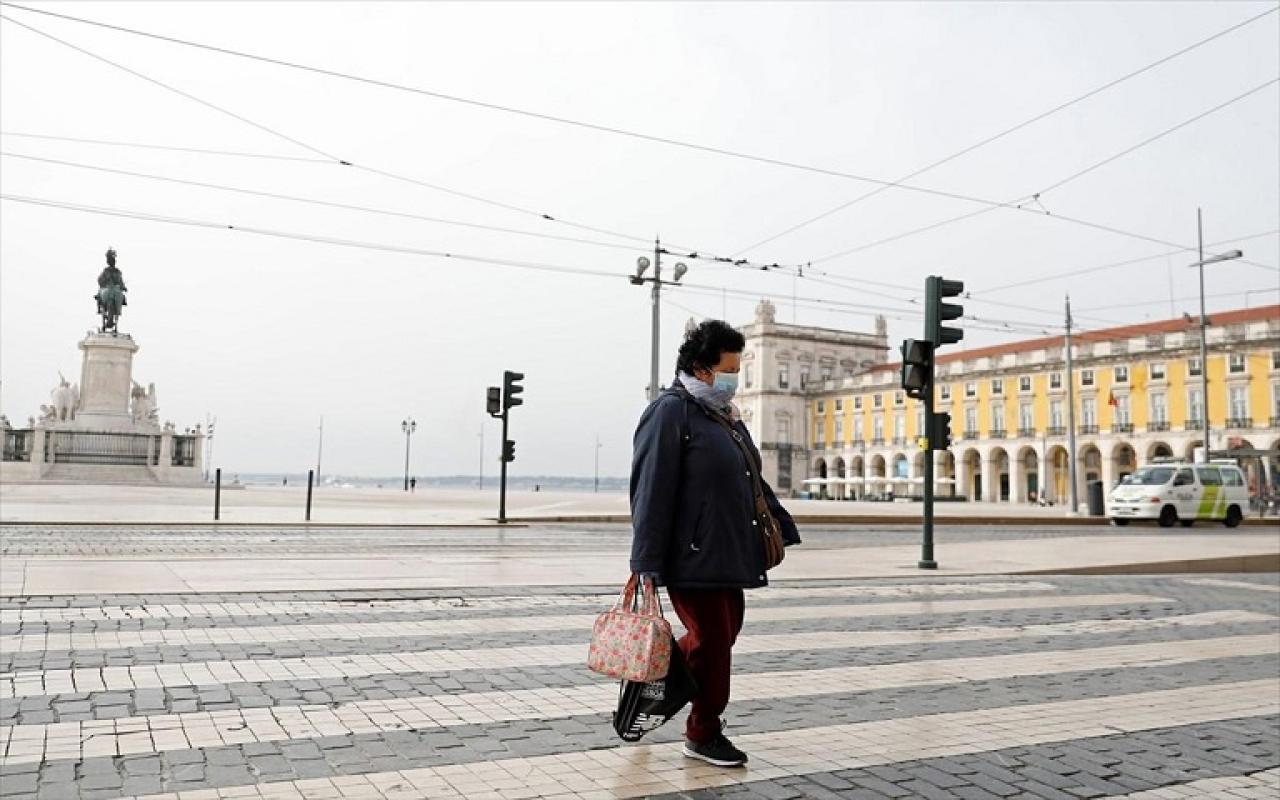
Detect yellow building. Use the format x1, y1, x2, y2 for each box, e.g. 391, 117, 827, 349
807, 305, 1280, 504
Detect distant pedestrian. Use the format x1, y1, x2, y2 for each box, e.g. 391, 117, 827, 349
283, 476, 288, 486
629, 319, 800, 768
410, 477, 417, 492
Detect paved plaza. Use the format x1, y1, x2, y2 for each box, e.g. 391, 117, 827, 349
0, 524, 1277, 799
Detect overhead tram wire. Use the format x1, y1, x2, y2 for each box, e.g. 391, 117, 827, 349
727, 4, 1280, 257
1075, 288, 1280, 313
1, 151, 651, 254
805, 77, 1280, 268
0, 131, 333, 163
1, 191, 1059, 337
2, 2, 1268, 267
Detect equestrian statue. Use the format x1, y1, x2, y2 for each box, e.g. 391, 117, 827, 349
95, 248, 128, 332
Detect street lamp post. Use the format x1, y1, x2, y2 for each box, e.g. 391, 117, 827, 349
401, 417, 416, 491
594, 434, 602, 493
631, 239, 688, 402
1188, 209, 1244, 464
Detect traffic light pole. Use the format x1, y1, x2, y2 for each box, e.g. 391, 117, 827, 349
919, 382, 937, 569
498, 408, 509, 524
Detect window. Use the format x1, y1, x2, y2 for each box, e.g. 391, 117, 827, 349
872, 417, 884, 441
816, 400, 825, 414
1050, 372, 1063, 390
820, 365, 833, 381
778, 365, 790, 389
990, 402, 1005, 431
1150, 392, 1167, 423
1228, 386, 1249, 421
1019, 403, 1034, 431
894, 391, 904, 406
744, 365, 754, 389
1174, 468, 1195, 486
893, 414, 905, 440
835, 398, 843, 412
1196, 467, 1222, 486
1114, 366, 1129, 384
1150, 362, 1166, 380
1228, 353, 1246, 374
1188, 358, 1202, 377
916, 408, 925, 435
854, 396, 863, 410
853, 416, 863, 442
800, 365, 811, 388
939, 384, 951, 401
1273, 351, 1280, 370
965, 381, 977, 398
991, 379, 1004, 395
835, 419, 844, 443
1050, 399, 1063, 429
1115, 394, 1130, 424
1018, 376, 1031, 393
815, 420, 825, 447
1223, 469, 1244, 487
1274, 382, 1280, 419
964, 407, 978, 435
1187, 387, 1204, 423
1081, 369, 1095, 387
873, 394, 883, 409
1081, 398, 1096, 426
776, 418, 790, 444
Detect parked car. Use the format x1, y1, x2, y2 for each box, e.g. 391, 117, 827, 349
1107, 461, 1248, 528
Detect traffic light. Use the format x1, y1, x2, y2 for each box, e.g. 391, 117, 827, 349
486, 387, 501, 417
503, 370, 525, 410
900, 338, 932, 400
930, 412, 953, 450
925, 275, 965, 347
502, 439, 516, 463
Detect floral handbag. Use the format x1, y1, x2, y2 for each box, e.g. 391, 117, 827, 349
587, 575, 673, 683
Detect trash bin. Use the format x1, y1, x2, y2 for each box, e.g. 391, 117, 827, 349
1086, 480, 1105, 517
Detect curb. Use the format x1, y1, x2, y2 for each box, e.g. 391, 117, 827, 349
1017, 552, 1280, 575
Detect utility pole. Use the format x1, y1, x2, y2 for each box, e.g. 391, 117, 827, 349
649, 239, 662, 403
315, 415, 324, 487
594, 434, 602, 493
632, 239, 687, 402
401, 418, 416, 491
1197, 208, 1210, 464
1065, 295, 1080, 514
478, 425, 484, 491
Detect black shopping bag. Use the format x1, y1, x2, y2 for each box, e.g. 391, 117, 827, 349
612, 634, 698, 742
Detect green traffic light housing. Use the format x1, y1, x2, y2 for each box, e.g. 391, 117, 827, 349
503, 370, 525, 410
900, 338, 932, 399
486, 387, 502, 417
926, 275, 965, 347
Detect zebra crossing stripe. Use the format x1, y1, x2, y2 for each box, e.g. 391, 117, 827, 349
3, 609, 1266, 700
0, 593, 1169, 653
1, 634, 1272, 765
119, 679, 1279, 800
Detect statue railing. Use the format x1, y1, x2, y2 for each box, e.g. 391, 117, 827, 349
172, 435, 198, 467
46, 431, 158, 466
3, 429, 32, 462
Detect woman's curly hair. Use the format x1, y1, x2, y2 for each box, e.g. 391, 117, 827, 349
676, 320, 745, 376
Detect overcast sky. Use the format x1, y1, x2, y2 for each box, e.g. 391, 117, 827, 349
1, 1, 1277, 479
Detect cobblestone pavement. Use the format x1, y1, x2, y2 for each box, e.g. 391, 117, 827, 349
3, 523, 1274, 557
0, 548, 1276, 798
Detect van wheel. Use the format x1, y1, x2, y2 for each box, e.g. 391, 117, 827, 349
1224, 505, 1243, 528
1179, 520, 1195, 528
1158, 505, 1178, 528
1110, 518, 1129, 527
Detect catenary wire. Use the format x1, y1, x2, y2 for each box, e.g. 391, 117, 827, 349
0, 131, 332, 162
2, 2, 1265, 268
728, 4, 1280, 257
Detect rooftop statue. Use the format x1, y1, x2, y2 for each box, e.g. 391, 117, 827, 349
95, 248, 128, 332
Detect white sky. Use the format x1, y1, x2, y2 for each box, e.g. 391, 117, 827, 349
1, 1, 1277, 478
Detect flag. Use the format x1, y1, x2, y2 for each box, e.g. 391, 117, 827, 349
1107, 391, 1118, 408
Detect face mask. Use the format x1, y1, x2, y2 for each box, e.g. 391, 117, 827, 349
710, 371, 739, 402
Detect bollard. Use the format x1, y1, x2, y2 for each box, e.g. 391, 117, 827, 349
306, 469, 314, 522
214, 468, 222, 521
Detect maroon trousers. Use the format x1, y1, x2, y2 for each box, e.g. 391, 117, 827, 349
667, 587, 745, 743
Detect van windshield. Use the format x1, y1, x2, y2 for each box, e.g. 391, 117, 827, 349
1122, 467, 1175, 486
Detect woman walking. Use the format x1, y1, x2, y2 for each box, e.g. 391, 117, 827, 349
629, 319, 800, 767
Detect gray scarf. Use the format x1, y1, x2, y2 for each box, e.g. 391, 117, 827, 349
678, 372, 740, 420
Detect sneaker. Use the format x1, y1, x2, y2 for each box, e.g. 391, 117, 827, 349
682, 734, 748, 767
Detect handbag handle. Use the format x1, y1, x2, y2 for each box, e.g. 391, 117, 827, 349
617, 573, 664, 618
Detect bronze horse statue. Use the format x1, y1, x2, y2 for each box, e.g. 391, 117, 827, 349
95, 248, 127, 332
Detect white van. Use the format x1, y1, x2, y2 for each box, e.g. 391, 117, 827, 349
1107, 461, 1248, 528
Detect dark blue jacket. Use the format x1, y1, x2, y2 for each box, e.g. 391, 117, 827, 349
629, 386, 800, 589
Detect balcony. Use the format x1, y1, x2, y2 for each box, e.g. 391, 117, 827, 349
1147, 421, 1170, 432
1078, 425, 1099, 435
871, 437, 885, 446
891, 437, 907, 447
1113, 423, 1134, 434
1225, 417, 1254, 429
1186, 419, 1204, 430
964, 430, 979, 440
1046, 426, 1066, 436
989, 429, 1007, 439
1272, 416, 1280, 428
1017, 427, 1036, 438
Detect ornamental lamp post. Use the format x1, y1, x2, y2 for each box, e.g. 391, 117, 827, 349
401, 417, 416, 491
1187, 208, 1243, 464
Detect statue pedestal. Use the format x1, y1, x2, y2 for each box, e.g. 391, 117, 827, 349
75, 332, 139, 431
